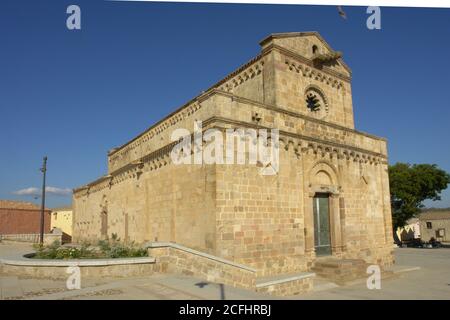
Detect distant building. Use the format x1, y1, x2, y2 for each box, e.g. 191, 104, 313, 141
395, 218, 421, 242
50, 206, 73, 240
419, 210, 450, 242
0, 200, 51, 242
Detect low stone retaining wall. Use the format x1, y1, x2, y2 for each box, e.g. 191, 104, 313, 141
147, 242, 256, 289
0, 233, 62, 245
146, 242, 315, 296
0, 255, 156, 279
256, 273, 314, 296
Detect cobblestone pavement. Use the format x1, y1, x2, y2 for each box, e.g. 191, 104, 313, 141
1, 243, 450, 300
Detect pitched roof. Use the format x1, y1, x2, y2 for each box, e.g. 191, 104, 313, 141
260, 31, 328, 47
419, 211, 450, 221
259, 31, 351, 74
0, 199, 41, 210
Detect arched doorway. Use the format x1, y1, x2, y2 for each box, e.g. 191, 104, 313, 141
306, 161, 343, 257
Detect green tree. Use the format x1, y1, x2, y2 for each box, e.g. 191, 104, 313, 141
389, 163, 450, 229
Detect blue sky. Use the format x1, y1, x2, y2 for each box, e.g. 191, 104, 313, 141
1, 1, 449, 208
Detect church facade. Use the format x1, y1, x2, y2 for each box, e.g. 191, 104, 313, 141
73, 32, 394, 278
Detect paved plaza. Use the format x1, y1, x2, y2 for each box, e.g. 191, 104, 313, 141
1, 243, 449, 300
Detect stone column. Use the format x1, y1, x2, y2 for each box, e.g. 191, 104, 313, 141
330, 193, 343, 255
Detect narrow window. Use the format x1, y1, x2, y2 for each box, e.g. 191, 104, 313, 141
312, 45, 319, 55
426, 222, 432, 229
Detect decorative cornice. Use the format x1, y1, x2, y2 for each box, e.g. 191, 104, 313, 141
108, 100, 203, 170
74, 116, 386, 197
285, 59, 344, 90
218, 60, 264, 93
265, 44, 351, 83
107, 92, 213, 159
214, 90, 387, 143
75, 88, 389, 196
209, 117, 387, 161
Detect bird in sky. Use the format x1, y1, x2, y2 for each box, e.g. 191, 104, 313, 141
337, 6, 347, 19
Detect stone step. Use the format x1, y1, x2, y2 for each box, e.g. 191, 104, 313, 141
311, 258, 370, 285
312, 258, 402, 286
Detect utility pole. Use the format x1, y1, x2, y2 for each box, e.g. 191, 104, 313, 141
39, 156, 47, 245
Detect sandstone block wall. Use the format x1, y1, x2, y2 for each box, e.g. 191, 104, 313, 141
0, 263, 155, 280
256, 275, 313, 296
73, 32, 394, 281
147, 242, 315, 296
148, 243, 257, 290
73, 162, 216, 251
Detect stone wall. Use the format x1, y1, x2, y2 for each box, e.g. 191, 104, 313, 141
73, 160, 217, 251
0, 257, 155, 279
147, 242, 315, 296
148, 242, 256, 290
0, 233, 62, 245
213, 93, 386, 156
256, 273, 314, 296
213, 130, 393, 276
73, 91, 394, 274
273, 50, 354, 129
73, 32, 394, 280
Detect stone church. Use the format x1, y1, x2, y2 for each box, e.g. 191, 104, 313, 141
73, 32, 394, 283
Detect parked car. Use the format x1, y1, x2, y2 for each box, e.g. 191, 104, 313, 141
400, 238, 423, 248
427, 237, 442, 248
401, 237, 442, 248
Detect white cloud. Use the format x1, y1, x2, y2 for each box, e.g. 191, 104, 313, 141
12, 186, 72, 197
12, 187, 40, 196
45, 187, 72, 196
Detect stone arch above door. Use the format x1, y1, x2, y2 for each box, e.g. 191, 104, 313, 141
308, 160, 340, 195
